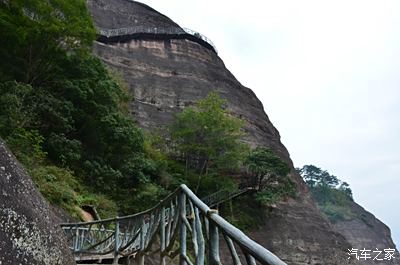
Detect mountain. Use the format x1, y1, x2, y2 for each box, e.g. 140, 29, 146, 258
87, 0, 398, 264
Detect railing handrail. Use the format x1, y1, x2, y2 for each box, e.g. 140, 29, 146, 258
61, 184, 286, 265
182, 185, 286, 265
60, 185, 181, 227
96, 26, 218, 53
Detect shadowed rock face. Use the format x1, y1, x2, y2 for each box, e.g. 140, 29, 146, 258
88, 1, 397, 264
0, 139, 75, 265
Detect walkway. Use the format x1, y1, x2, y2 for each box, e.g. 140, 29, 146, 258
97, 26, 218, 54
61, 185, 285, 265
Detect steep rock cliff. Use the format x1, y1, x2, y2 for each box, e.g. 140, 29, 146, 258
88, 0, 396, 264
332, 201, 399, 264
0, 139, 75, 265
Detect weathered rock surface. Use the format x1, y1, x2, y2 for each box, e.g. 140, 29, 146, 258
333, 201, 399, 264
0, 139, 75, 265
88, 0, 398, 264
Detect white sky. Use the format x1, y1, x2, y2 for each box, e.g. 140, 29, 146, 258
140, 0, 400, 247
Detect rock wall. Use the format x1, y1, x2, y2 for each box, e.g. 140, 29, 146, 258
88, 0, 397, 264
333, 201, 399, 264
0, 139, 75, 265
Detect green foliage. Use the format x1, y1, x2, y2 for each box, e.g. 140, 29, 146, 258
297, 165, 355, 222
244, 147, 290, 189
118, 182, 167, 213
170, 91, 248, 174
76, 193, 118, 219
0, 0, 298, 221
31, 165, 78, 209
311, 185, 356, 222
0, 81, 35, 136
222, 194, 267, 232
30, 165, 118, 219
297, 165, 353, 199
0, 0, 96, 84
255, 177, 297, 205
244, 147, 295, 205
0, 0, 155, 217
169, 91, 248, 192
5, 128, 47, 167
297, 164, 341, 189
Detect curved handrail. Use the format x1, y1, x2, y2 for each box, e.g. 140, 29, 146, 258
61, 184, 286, 265
97, 26, 218, 53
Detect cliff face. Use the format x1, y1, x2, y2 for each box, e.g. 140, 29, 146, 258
88, 0, 397, 264
0, 139, 75, 265
333, 201, 399, 265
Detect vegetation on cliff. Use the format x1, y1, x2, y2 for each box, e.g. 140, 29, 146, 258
245, 147, 296, 205
167, 92, 248, 194
297, 165, 355, 222
0, 0, 296, 224
0, 0, 158, 217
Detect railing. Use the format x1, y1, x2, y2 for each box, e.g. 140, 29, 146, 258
61, 184, 286, 265
202, 187, 254, 208
97, 26, 218, 53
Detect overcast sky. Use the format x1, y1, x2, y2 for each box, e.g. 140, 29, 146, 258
141, 0, 400, 247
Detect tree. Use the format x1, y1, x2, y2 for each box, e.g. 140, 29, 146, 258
169, 91, 248, 191
296, 165, 339, 188
244, 147, 290, 190
338, 182, 353, 198
0, 0, 96, 84
297, 165, 354, 222
0, 0, 166, 216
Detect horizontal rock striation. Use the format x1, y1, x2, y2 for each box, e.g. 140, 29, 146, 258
88, 0, 397, 264
0, 139, 75, 265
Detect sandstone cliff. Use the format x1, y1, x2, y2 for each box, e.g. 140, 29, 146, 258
0, 139, 75, 265
333, 201, 399, 264
88, 0, 397, 264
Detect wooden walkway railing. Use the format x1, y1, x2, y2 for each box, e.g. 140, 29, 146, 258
60, 184, 286, 265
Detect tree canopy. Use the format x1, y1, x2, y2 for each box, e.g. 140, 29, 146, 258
0, 0, 95, 84
169, 91, 248, 191
244, 147, 290, 188
297, 165, 354, 222
297, 165, 352, 198
0, 0, 164, 216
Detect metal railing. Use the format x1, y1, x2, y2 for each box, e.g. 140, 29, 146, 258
61, 184, 286, 265
97, 26, 218, 53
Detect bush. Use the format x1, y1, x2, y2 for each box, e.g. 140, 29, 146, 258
311, 185, 356, 223
222, 194, 267, 231
255, 176, 297, 205
6, 128, 47, 167
76, 193, 118, 219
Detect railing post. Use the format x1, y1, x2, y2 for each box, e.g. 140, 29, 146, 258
139, 217, 145, 265
74, 226, 79, 252
160, 207, 166, 265
179, 191, 187, 265
112, 217, 120, 265
208, 216, 222, 265
195, 208, 205, 265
